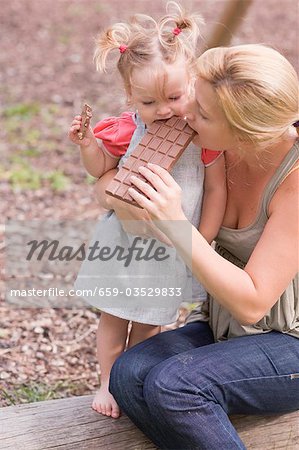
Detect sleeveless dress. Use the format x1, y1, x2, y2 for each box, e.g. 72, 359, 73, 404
75, 113, 209, 325
187, 141, 299, 340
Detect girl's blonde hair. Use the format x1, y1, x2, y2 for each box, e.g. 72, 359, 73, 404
94, 1, 204, 94
196, 44, 299, 148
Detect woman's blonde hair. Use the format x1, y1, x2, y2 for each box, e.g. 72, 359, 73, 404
196, 44, 299, 148
94, 1, 204, 94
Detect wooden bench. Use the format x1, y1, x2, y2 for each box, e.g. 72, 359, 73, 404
0, 395, 298, 449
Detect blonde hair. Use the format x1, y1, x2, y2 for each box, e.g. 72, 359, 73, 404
94, 1, 204, 94
196, 44, 299, 148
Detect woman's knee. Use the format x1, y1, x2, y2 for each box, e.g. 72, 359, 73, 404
143, 350, 217, 413
110, 323, 214, 402
144, 358, 191, 410
109, 336, 158, 398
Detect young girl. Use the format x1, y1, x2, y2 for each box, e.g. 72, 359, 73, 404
68, 2, 226, 419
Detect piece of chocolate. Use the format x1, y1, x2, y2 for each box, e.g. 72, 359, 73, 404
78, 103, 92, 140
105, 116, 196, 208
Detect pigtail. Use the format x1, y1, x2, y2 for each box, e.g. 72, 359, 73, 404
94, 18, 158, 93
94, 23, 132, 73
93, 2, 205, 96
130, 13, 158, 31
158, 1, 204, 55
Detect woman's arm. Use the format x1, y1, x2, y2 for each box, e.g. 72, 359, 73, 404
199, 154, 227, 243
128, 164, 298, 325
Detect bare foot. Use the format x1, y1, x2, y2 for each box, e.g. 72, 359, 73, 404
91, 382, 120, 418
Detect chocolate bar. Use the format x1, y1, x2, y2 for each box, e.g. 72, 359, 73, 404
105, 116, 196, 208
78, 103, 92, 140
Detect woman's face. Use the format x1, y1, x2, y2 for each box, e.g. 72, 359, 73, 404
185, 77, 238, 151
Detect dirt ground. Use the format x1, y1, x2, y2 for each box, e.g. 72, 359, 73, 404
0, 0, 298, 406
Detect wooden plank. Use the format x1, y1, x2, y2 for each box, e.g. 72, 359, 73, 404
0, 395, 156, 450
231, 413, 299, 450
0, 395, 298, 449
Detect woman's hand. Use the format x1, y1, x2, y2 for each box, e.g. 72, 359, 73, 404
112, 196, 174, 246
128, 163, 187, 224
94, 172, 173, 245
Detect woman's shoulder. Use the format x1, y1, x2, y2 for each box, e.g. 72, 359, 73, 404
93, 112, 137, 157
269, 163, 299, 212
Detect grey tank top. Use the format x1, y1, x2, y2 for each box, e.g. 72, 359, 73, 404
187, 141, 299, 340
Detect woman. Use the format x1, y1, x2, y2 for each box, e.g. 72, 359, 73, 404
97, 44, 299, 449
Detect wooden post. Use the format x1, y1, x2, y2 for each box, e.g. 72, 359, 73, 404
205, 0, 253, 49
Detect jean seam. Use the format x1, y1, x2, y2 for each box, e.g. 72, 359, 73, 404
204, 401, 245, 449
221, 372, 298, 387
197, 372, 298, 396
148, 384, 245, 449
194, 372, 298, 408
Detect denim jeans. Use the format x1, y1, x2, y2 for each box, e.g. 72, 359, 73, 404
109, 322, 299, 450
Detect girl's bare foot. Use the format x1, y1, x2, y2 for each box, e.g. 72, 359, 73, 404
91, 382, 120, 418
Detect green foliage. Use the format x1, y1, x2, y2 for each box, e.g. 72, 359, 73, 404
3, 158, 71, 192
1, 102, 73, 192
3, 102, 41, 119
45, 170, 71, 191
4, 116, 20, 132
24, 128, 41, 145
10, 169, 41, 190
2, 103, 60, 158
0, 380, 86, 406
9, 163, 42, 190
22, 148, 41, 157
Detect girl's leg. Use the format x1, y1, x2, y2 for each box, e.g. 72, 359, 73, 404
92, 312, 129, 418
127, 321, 161, 348
129, 331, 299, 449
109, 322, 214, 428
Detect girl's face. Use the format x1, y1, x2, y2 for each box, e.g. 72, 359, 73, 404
185, 77, 238, 151
129, 59, 190, 127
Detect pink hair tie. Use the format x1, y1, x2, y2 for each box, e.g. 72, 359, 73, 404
119, 45, 128, 54
173, 27, 182, 36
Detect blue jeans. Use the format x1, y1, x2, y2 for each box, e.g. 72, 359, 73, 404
110, 322, 299, 449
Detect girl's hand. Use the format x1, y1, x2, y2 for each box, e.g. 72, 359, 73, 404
68, 115, 95, 147
128, 163, 187, 224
